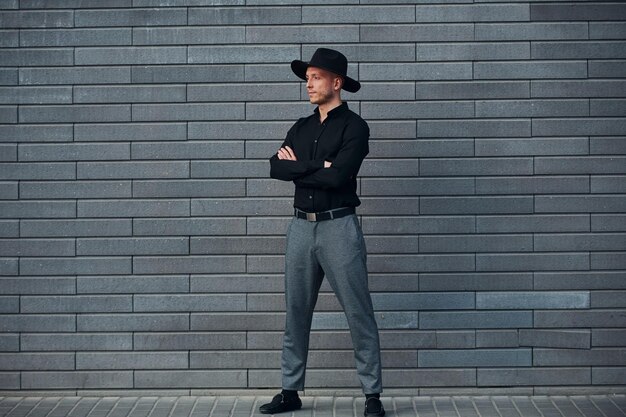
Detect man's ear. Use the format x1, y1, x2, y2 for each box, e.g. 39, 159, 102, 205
335, 76, 344, 91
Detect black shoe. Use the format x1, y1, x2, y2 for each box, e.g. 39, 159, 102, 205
364, 397, 385, 417
259, 393, 302, 414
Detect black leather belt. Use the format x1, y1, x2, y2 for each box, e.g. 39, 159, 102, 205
295, 207, 355, 222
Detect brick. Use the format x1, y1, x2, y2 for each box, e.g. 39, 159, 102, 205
591, 290, 626, 308
0, 124, 73, 143
535, 348, 626, 366
191, 275, 283, 293
132, 103, 244, 121
77, 352, 187, 370
415, 4, 528, 22
475, 137, 589, 156
419, 119, 530, 137
0, 258, 15, 275
532, 80, 626, 98
519, 329, 590, 349
531, 115, 621, 137
191, 161, 268, 178
0, 30, 18, 47
20, 2, 113, 8
0, 219, 18, 236
412, 139, 474, 157
22, 371, 133, 389
77, 275, 188, 294
195, 7, 300, 25
418, 42, 529, 61
75, 85, 185, 103
0, 48, 73, 66
133, 141, 243, 160
435, 330, 475, 349
0, 201, 75, 218
188, 45, 300, 64
0, 297, 18, 313
19, 143, 130, 161
189, 121, 291, 140
135, 179, 245, 198
20, 180, 131, 199
0, 10, 73, 28
361, 178, 473, 196
303, 6, 413, 23
0, 314, 75, 332
132, 64, 244, 83
75, 122, 186, 142
191, 313, 284, 331
76, 8, 186, 27
0, 372, 19, 389
360, 63, 472, 81
0, 106, 16, 123
78, 199, 189, 218
535, 272, 626, 290
21, 67, 130, 85
535, 195, 626, 213
476, 176, 589, 195
369, 253, 475, 273
476, 330, 519, 348
133, 26, 244, 45
369, 121, 416, 138
0, 277, 75, 294
0, 68, 17, 85
360, 24, 473, 42
534, 310, 626, 328
362, 216, 474, 235
246, 179, 294, 197
589, 60, 626, 78
21, 333, 133, 351
420, 196, 534, 215
245, 102, 324, 121
591, 99, 626, 116
477, 291, 589, 310
191, 197, 291, 216
592, 329, 626, 347
477, 214, 589, 233
419, 348, 531, 367
191, 236, 284, 255
135, 294, 245, 312
188, 83, 299, 102
302, 44, 415, 63
361, 101, 473, 120
532, 41, 626, 59
0, 143, 16, 160
78, 161, 188, 179
477, 61, 587, 80
20, 256, 131, 275
21, 219, 131, 237
0, 182, 17, 199
373, 292, 474, 310
477, 368, 590, 386
0, 86, 72, 104
75, 46, 187, 65
0, 162, 75, 180
590, 22, 626, 40
420, 234, 532, 253
475, 22, 587, 41
0, 334, 18, 351
20, 28, 131, 47
421, 158, 533, 176
592, 214, 626, 231
247, 25, 358, 43
134, 217, 245, 236
420, 272, 532, 291
477, 99, 588, 118
134, 255, 245, 274
420, 311, 533, 329
20, 104, 130, 123
78, 314, 188, 332
418, 81, 529, 100
0, 238, 74, 256
477, 253, 589, 272
0, 353, 74, 370
134, 332, 245, 350
530, 3, 626, 21
535, 233, 626, 251
21, 295, 132, 313
77, 237, 188, 256
136, 370, 246, 388
593, 368, 626, 385
592, 252, 626, 270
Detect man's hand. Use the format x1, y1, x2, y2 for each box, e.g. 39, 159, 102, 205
277, 146, 297, 161
324, 161, 332, 168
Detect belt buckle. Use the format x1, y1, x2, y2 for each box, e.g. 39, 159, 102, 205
306, 212, 317, 221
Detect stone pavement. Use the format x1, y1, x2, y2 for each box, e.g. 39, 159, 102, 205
1, 395, 625, 417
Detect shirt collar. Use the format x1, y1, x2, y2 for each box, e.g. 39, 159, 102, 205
313, 102, 349, 119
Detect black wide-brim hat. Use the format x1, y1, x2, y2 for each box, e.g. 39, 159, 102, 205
291, 47, 361, 93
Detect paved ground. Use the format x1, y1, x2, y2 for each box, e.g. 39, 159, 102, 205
1, 395, 625, 417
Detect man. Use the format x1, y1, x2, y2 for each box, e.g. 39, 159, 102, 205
260, 48, 385, 417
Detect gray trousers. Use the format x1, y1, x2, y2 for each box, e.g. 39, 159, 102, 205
281, 213, 383, 394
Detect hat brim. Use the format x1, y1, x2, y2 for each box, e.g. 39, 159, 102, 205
291, 59, 360, 93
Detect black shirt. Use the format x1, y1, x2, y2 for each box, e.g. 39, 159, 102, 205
269, 102, 369, 212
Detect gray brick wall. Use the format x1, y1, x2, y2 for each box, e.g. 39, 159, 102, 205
0, 0, 625, 395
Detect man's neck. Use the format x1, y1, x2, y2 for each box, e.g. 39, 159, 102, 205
318, 98, 342, 123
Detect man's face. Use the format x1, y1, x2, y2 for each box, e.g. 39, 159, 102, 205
305, 66, 342, 105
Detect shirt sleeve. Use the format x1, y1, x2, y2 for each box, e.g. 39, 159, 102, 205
293, 120, 369, 190
269, 122, 325, 182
